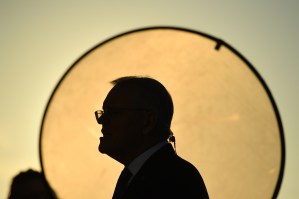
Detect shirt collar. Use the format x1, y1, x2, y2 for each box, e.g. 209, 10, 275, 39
127, 141, 168, 177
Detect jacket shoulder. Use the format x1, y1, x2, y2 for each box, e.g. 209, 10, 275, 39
125, 144, 209, 199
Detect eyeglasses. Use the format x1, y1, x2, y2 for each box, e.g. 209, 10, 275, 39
94, 108, 150, 124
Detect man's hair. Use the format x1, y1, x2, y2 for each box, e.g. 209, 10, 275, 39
111, 76, 174, 139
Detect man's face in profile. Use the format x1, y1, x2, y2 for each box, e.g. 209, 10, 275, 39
97, 85, 146, 159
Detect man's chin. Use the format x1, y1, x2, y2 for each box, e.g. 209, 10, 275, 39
98, 139, 113, 155
98, 143, 107, 154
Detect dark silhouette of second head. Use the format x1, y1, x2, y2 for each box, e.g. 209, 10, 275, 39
8, 169, 57, 199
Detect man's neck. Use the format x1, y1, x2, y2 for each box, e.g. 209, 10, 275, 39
119, 140, 166, 166
127, 141, 168, 176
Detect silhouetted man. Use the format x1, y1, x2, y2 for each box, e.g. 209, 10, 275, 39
95, 76, 209, 199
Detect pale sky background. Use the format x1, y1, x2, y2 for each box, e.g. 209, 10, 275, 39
0, 1, 298, 198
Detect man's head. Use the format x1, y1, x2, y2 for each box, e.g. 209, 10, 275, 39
96, 76, 174, 165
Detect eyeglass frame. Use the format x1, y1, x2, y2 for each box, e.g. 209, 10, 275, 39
94, 108, 152, 124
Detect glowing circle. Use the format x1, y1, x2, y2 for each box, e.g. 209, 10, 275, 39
40, 27, 284, 199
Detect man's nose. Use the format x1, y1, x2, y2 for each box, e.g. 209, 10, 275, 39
97, 114, 106, 124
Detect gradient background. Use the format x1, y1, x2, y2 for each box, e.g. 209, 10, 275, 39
0, 1, 298, 198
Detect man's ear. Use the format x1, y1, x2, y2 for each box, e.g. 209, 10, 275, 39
142, 111, 158, 135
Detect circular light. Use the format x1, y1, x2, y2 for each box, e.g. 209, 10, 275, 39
40, 27, 284, 199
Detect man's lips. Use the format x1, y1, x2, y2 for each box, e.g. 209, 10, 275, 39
100, 129, 110, 138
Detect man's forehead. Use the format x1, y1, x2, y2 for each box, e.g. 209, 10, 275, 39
103, 84, 142, 108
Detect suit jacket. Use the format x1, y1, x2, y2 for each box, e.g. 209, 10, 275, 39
122, 144, 209, 199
